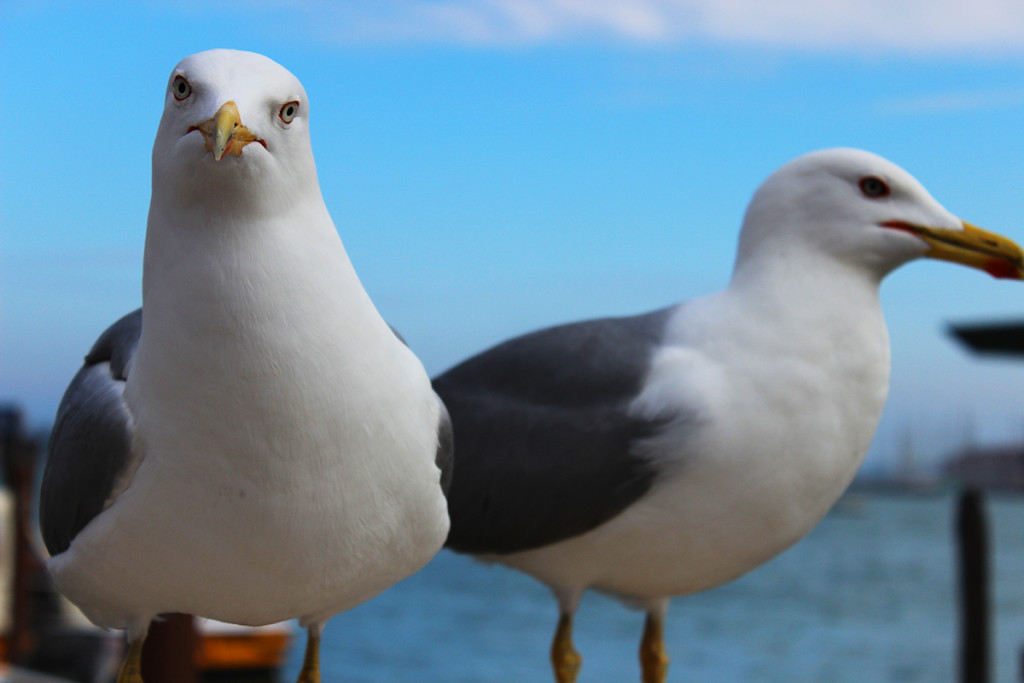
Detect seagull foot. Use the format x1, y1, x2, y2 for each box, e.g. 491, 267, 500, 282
640, 645, 669, 683
115, 638, 145, 683
295, 626, 321, 683
553, 647, 582, 683
550, 613, 582, 683
640, 612, 670, 683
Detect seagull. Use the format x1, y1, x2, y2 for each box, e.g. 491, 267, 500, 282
39, 49, 451, 683
433, 148, 1023, 683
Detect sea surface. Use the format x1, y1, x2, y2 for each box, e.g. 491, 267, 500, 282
281, 492, 1024, 683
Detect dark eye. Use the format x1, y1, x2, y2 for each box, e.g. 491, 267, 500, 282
279, 101, 299, 124
859, 176, 890, 199
172, 75, 192, 101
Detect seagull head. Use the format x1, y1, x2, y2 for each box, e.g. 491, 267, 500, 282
151, 49, 317, 213
733, 148, 1024, 284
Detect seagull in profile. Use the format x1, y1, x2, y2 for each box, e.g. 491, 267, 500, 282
40, 49, 452, 683
433, 148, 1023, 683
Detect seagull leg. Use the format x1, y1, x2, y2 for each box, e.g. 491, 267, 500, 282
550, 612, 582, 683
639, 609, 670, 683
115, 636, 145, 683
296, 623, 322, 683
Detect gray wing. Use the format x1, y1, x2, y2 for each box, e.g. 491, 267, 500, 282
40, 309, 142, 557
433, 306, 675, 555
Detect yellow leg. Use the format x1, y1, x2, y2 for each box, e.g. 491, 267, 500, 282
639, 611, 669, 683
116, 636, 145, 683
296, 627, 321, 683
550, 612, 582, 683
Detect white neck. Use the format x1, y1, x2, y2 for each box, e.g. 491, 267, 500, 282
644, 253, 891, 539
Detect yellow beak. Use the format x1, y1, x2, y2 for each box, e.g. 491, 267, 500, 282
882, 220, 1024, 280
196, 101, 260, 161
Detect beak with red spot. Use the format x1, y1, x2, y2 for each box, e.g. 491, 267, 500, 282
192, 101, 263, 161
881, 220, 1024, 280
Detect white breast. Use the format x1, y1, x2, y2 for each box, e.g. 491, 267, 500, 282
49, 209, 450, 629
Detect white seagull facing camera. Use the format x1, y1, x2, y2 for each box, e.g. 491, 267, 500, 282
434, 148, 1023, 683
39, 49, 452, 683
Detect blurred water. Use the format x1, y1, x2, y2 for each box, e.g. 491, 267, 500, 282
283, 493, 1024, 682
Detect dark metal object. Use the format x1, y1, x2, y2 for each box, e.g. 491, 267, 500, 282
957, 488, 990, 683
1, 407, 42, 664
949, 321, 1024, 356
142, 613, 198, 683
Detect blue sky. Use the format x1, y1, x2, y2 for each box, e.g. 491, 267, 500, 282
4, 1, 1024, 473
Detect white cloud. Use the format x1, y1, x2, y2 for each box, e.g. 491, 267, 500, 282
301, 0, 1024, 53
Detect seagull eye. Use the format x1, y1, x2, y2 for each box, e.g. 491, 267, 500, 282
171, 76, 192, 101
859, 176, 890, 199
279, 101, 299, 124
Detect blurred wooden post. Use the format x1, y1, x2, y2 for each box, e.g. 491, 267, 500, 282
141, 613, 198, 683
1, 407, 40, 664
957, 487, 989, 683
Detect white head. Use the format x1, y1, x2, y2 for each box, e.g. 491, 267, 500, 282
733, 148, 1022, 284
150, 49, 319, 220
